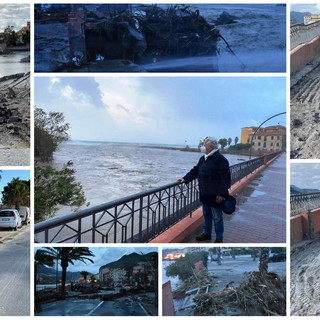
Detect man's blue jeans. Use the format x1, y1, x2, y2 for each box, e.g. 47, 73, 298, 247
202, 203, 224, 239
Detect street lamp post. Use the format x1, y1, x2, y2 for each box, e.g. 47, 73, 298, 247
249, 112, 286, 160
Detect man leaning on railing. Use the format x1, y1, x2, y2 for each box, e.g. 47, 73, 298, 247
177, 136, 231, 243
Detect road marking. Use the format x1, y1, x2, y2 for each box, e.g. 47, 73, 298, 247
138, 302, 151, 316
86, 301, 104, 316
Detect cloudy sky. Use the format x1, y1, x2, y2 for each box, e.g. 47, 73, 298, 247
291, 163, 320, 189
35, 76, 286, 146
0, 4, 29, 31
291, 4, 320, 13
35, 247, 157, 274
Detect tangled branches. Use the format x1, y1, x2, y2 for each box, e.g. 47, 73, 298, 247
193, 271, 286, 316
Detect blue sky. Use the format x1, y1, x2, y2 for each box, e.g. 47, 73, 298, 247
0, 4, 29, 31
291, 164, 320, 190
0, 170, 30, 196
35, 247, 157, 274
35, 76, 286, 146
291, 4, 320, 13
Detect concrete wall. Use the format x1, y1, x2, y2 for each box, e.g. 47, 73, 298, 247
291, 209, 320, 245
312, 208, 320, 237
67, 10, 87, 59
290, 213, 308, 245
291, 35, 320, 73
162, 281, 175, 316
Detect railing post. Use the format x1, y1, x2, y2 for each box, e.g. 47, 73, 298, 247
157, 191, 162, 234
78, 219, 82, 243
113, 206, 117, 243
139, 197, 143, 242
131, 200, 135, 243
92, 214, 95, 243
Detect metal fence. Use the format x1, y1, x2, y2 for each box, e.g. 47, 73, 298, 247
35, 151, 282, 243
291, 192, 320, 217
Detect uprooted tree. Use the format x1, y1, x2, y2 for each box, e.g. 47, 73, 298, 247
167, 248, 286, 316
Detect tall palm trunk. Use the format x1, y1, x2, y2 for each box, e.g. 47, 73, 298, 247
259, 247, 269, 274
61, 260, 69, 295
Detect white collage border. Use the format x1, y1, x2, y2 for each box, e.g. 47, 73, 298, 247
0, 0, 303, 318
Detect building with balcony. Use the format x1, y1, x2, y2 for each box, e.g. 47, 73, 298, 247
241, 125, 286, 152
109, 268, 127, 286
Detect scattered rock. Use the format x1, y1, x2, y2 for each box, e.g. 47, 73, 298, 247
292, 119, 303, 128
214, 11, 237, 25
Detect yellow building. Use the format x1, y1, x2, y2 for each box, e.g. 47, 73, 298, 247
304, 14, 320, 25
241, 125, 286, 152
241, 126, 258, 144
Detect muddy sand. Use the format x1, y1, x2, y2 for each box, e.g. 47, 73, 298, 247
291, 239, 320, 316
291, 58, 320, 159
0, 73, 30, 166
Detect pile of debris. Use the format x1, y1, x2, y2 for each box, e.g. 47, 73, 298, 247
0, 72, 30, 147
83, 4, 244, 71
173, 269, 215, 300
84, 4, 222, 65
192, 270, 286, 316
35, 288, 65, 313
137, 5, 221, 59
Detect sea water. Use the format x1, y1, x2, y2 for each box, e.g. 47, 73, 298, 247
51, 141, 252, 217
141, 3, 286, 72
0, 52, 30, 77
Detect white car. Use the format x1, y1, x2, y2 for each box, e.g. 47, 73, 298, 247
0, 209, 22, 231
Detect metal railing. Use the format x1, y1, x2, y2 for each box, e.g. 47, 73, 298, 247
35, 151, 282, 243
291, 192, 320, 217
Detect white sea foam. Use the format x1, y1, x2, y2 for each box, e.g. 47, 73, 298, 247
52, 143, 252, 217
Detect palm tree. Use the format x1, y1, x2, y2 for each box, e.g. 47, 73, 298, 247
41, 247, 95, 295
227, 137, 232, 148
2, 178, 30, 210
34, 249, 55, 304
259, 247, 269, 274
89, 275, 96, 288
80, 271, 89, 282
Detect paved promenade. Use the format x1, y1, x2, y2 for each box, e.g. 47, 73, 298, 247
183, 153, 286, 243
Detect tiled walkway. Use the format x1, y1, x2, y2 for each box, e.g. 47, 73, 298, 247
183, 153, 286, 243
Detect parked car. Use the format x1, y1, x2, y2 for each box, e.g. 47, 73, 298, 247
0, 209, 22, 231
19, 206, 30, 225
269, 252, 286, 262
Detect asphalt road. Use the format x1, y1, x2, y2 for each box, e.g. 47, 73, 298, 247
0, 226, 30, 316
37, 296, 150, 316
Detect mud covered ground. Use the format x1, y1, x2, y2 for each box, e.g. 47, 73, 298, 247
291, 239, 320, 316
291, 60, 320, 159
0, 73, 30, 166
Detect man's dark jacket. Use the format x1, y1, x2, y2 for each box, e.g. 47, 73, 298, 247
183, 150, 231, 207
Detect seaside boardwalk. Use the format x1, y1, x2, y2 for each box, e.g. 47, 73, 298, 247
183, 153, 286, 243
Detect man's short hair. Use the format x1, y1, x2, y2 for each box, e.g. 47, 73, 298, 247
205, 136, 218, 148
